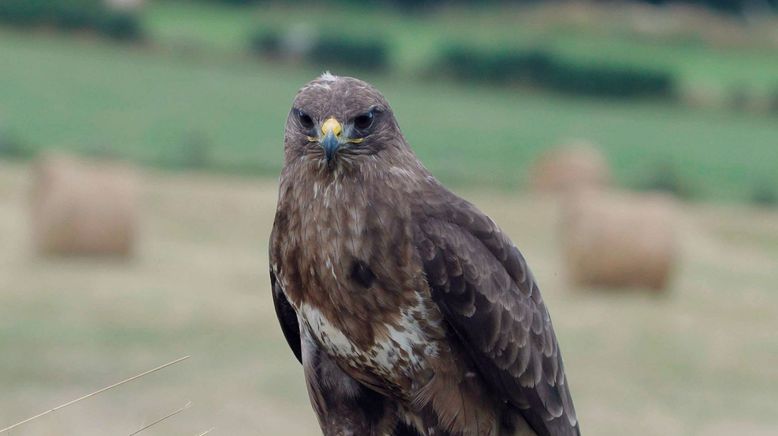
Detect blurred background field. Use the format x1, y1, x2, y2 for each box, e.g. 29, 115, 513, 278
1, 0, 778, 435
2, 1, 778, 201
2, 162, 778, 435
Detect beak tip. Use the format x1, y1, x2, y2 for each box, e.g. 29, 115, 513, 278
320, 117, 343, 165
321, 131, 340, 163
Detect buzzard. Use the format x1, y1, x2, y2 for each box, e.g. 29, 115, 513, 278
270, 73, 579, 436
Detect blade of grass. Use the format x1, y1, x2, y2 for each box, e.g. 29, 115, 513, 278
0, 355, 191, 434
128, 401, 192, 435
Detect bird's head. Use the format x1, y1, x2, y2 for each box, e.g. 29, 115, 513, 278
284, 73, 404, 170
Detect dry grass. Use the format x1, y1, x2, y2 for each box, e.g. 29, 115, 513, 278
1, 161, 777, 435
0, 356, 190, 433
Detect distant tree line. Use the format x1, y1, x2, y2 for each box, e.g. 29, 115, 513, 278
0, 0, 143, 41
250, 28, 678, 100
200, 0, 778, 14
638, 0, 777, 14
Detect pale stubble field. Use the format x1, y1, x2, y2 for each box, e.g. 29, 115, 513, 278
1, 162, 777, 435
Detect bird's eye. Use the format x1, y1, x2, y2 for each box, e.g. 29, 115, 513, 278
353, 111, 374, 130
296, 110, 314, 129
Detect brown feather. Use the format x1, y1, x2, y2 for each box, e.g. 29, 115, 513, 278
270, 74, 578, 435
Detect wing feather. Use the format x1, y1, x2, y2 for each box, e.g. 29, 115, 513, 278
270, 269, 302, 363
414, 192, 579, 436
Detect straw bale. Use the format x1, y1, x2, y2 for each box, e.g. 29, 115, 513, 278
31, 154, 139, 256
530, 141, 610, 193
561, 189, 677, 291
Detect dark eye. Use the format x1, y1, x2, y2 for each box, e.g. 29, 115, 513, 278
296, 109, 314, 129
353, 111, 374, 130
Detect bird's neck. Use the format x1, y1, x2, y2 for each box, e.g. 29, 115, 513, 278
282, 150, 431, 207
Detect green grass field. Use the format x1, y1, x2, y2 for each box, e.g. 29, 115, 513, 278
144, 1, 778, 92
1, 27, 777, 201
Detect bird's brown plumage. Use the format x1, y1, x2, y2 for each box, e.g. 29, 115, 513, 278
270, 74, 579, 436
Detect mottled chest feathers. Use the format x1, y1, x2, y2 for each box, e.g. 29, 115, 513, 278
299, 290, 441, 380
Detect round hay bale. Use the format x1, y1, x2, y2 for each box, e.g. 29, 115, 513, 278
561, 189, 678, 291
30, 153, 139, 257
529, 140, 611, 194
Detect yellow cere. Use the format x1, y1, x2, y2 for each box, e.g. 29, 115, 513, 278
321, 117, 342, 137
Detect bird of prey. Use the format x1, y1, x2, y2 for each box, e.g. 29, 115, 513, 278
270, 73, 579, 436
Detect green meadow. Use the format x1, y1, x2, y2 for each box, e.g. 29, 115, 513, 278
144, 1, 778, 91
1, 2, 777, 201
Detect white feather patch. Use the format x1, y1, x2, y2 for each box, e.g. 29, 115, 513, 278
319, 71, 339, 82
299, 295, 437, 377
300, 304, 358, 355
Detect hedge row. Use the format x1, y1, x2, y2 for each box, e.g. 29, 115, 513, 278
0, 0, 143, 41
436, 45, 676, 99
250, 30, 389, 72
197, 0, 778, 14
250, 29, 676, 100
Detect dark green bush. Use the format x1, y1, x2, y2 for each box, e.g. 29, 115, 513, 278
51, 3, 100, 30
637, 162, 694, 199
750, 181, 778, 207
0, 0, 143, 41
249, 29, 390, 72
435, 44, 676, 100
437, 46, 554, 85
249, 30, 283, 58
436, 45, 488, 81
0, 130, 34, 159
641, 0, 777, 14
198, 0, 778, 14
201, 0, 778, 15
0, 0, 48, 25
97, 11, 142, 41
199, 0, 262, 4
309, 36, 389, 72
543, 62, 675, 99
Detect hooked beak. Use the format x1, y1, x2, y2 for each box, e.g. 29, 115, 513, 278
321, 131, 339, 163
320, 117, 342, 164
